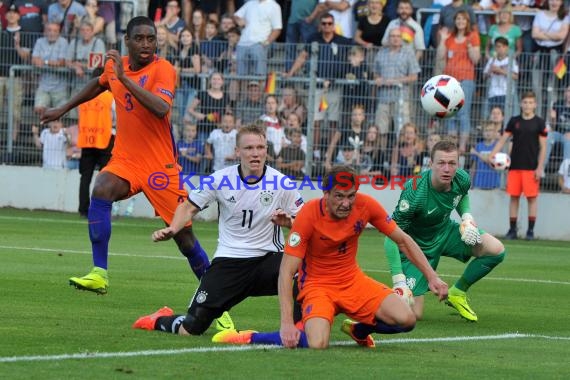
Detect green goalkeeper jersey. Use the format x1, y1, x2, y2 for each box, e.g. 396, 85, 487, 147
391, 168, 471, 256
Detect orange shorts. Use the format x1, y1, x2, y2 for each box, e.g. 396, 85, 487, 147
506, 170, 539, 198
102, 156, 188, 225
299, 272, 393, 326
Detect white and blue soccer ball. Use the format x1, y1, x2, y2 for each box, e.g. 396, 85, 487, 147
420, 75, 465, 118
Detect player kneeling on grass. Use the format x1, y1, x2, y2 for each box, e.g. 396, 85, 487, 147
385, 139, 506, 322
210, 165, 448, 349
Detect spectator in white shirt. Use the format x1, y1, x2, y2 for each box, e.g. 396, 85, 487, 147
32, 121, 70, 169
234, 0, 282, 78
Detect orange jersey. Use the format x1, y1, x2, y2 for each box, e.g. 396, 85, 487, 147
77, 90, 114, 149
443, 32, 480, 81
99, 55, 177, 169
286, 193, 397, 288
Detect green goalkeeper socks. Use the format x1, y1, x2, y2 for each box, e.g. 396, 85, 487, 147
455, 251, 506, 292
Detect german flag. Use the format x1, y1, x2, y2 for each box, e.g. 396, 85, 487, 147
318, 94, 328, 112
400, 24, 415, 44
554, 58, 567, 80
264, 71, 276, 94
206, 112, 221, 123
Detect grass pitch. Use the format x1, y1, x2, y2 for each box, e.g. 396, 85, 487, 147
0, 208, 568, 379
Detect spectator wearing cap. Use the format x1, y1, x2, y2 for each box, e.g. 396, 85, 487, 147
234, 0, 282, 91
235, 80, 265, 128
0, 4, 32, 143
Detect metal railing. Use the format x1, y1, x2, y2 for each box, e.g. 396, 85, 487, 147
1, 38, 567, 192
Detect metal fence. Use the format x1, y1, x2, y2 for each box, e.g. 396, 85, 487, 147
1, 36, 567, 192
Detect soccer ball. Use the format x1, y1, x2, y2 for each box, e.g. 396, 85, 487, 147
491, 152, 511, 171
420, 75, 465, 118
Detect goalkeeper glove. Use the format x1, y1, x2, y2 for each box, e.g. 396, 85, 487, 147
392, 274, 414, 307
460, 213, 482, 246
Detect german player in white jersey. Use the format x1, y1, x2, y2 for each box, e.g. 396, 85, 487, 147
133, 124, 304, 336
190, 164, 301, 259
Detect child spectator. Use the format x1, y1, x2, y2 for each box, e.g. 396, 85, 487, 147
390, 122, 422, 177
260, 95, 286, 156
283, 113, 307, 153
201, 19, 224, 73
483, 37, 519, 114
361, 125, 382, 174
490, 91, 548, 240
177, 122, 204, 174
175, 28, 201, 124
470, 123, 501, 190
489, 105, 505, 135
278, 87, 307, 132
31, 121, 69, 169
219, 13, 237, 39
419, 132, 442, 172
205, 113, 237, 171
325, 104, 368, 172
218, 26, 239, 73
277, 128, 306, 179
217, 27, 240, 101
342, 46, 370, 123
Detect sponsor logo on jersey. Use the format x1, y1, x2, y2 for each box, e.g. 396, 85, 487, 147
288, 232, 301, 247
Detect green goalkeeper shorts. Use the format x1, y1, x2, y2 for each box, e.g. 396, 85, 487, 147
401, 221, 485, 296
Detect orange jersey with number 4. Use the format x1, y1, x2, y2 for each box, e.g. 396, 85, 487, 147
286, 193, 397, 288
99, 55, 177, 169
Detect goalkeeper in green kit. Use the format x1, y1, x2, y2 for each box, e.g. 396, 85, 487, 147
385, 140, 506, 322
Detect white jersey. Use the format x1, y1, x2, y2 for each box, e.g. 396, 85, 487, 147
189, 165, 304, 259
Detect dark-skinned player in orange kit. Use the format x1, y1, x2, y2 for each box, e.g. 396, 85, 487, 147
40, 16, 233, 330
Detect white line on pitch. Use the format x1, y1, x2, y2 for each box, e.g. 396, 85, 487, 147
1, 333, 568, 363
2, 245, 569, 286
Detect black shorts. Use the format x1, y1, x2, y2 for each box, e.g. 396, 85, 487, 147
188, 252, 282, 315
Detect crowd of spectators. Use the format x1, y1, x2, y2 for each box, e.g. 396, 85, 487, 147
0, 0, 569, 192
